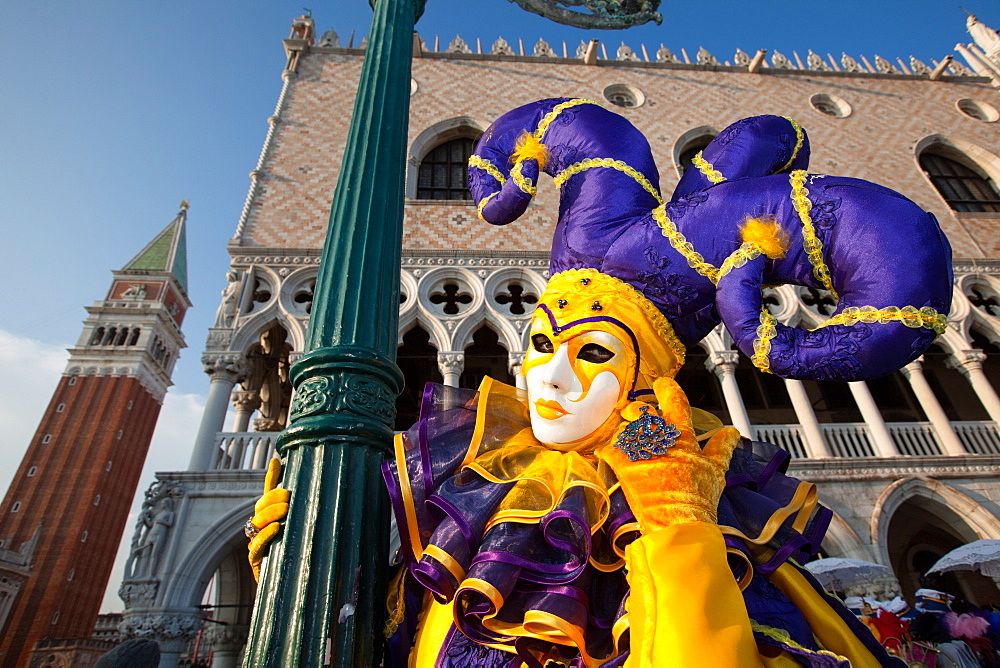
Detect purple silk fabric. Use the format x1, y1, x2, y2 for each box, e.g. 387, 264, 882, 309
381, 383, 902, 667
672, 115, 812, 200
470, 99, 953, 381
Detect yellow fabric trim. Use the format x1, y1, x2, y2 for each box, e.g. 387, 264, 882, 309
751, 307, 778, 374
463, 376, 495, 466
751, 621, 849, 664
692, 150, 726, 183
813, 305, 948, 336
719, 480, 817, 547
534, 98, 601, 141
384, 568, 407, 638
475, 190, 501, 222
768, 563, 885, 668
423, 544, 467, 585
727, 546, 755, 591
652, 205, 719, 280
409, 597, 458, 668
467, 154, 506, 186
458, 577, 505, 618
554, 157, 664, 205
778, 117, 805, 172
394, 433, 426, 560
510, 160, 537, 196
486, 610, 605, 668
789, 170, 838, 299
716, 242, 765, 282
611, 521, 642, 560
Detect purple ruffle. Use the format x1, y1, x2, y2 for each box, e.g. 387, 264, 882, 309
382, 382, 862, 666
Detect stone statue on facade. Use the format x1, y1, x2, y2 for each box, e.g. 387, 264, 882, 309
214, 271, 241, 327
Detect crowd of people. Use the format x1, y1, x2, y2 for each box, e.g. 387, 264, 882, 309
848, 590, 1000, 666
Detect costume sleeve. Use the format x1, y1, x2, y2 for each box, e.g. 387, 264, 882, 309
624, 521, 763, 668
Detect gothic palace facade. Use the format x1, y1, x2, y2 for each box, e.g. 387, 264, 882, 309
114, 15, 1000, 666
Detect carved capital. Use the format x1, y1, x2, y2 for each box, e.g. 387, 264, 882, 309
202, 624, 250, 651
508, 351, 526, 377
706, 351, 740, 378
201, 352, 249, 384
120, 611, 203, 641
947, 349, 987, 376
118, 580, 159, 608
232, 389, 262, 413
899, 356, 926, 379
437, 351, 465, 377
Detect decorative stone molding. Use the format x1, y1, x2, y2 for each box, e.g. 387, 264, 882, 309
202, 623, 250, 651
205, 327, 235, 351
288, 373, 396, 424
120, 611, 203, 641
789, 454, 1000, 482
201, 352, 249, 384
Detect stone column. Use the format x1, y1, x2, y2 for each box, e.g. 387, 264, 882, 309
847, 381, 899, 457
706, 351, 754, 438
437, 351, 464, 388
509, 351, 527, 390
948, 349, 1000, 424
899, 358, 967, 455
232, 390, 261, 433
784, 378, 832, 458
189, 353, 247, 471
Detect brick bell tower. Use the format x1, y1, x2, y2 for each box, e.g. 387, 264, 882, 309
0, 204, 190, 666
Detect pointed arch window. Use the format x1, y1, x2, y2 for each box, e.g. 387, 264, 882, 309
417, 137, 477, 200
919, 152, 1000, 212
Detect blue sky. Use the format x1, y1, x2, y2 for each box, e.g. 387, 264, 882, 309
1, 0, 997, 612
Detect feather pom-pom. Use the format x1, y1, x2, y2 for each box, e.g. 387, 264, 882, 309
741, 216, 790, 259
511, 131, 550, 170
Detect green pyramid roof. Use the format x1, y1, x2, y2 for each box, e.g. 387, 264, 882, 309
123, 203, 189, 294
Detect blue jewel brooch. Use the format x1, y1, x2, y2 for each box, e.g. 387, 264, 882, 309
614, 406, 681, 461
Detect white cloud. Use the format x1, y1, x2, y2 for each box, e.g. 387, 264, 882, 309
0, 330, 68, 499
0, 328, 206, 614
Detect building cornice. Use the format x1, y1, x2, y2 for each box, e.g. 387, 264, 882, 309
789, 454, 1000, 482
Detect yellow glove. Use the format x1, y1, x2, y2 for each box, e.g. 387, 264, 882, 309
598, 377, 741, 533
246, 457, 289, 581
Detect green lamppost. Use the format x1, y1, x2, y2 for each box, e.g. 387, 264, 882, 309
244, 1, 661, 666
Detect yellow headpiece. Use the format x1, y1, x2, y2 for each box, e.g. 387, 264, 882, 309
534, 269, 686, 399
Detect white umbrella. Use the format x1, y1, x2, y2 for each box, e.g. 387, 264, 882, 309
927, 539, 1000, 578
804, 557, 894, 590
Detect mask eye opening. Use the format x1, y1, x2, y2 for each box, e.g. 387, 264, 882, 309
577, 343, 615, 364
531, 333, 554, 354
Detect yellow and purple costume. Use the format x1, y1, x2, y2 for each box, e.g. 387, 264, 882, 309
383, 271, 900, 667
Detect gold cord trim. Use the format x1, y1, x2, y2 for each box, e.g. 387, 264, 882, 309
535, 98, 601, 141
651, 205, 717, 280
510, 160, 537, 196
778, 117, 806, 172
813, 305, 948, 336
789, 170, 838, 299
468, 154, 506, 186
554, 158, 664, 205
476, 191, 501, 222
751, 307, 777, 373
692, 150, 726, 183
715, 243, 764, 282
750, 620, 850, 663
